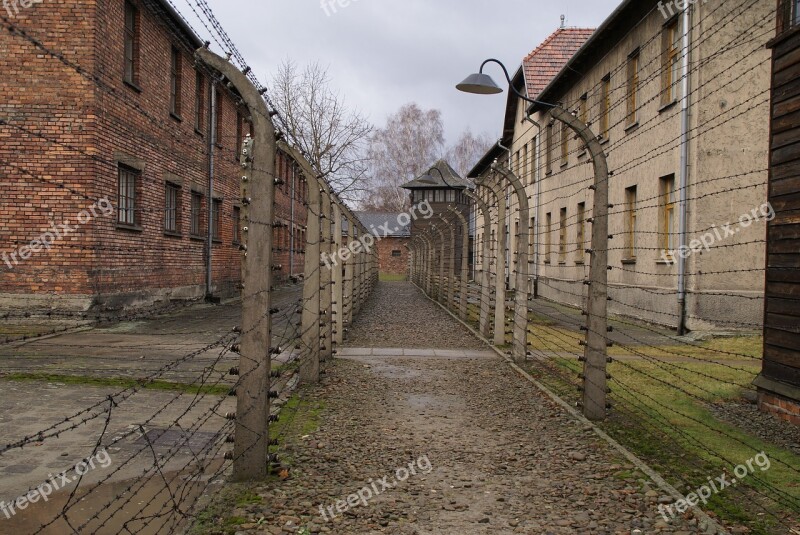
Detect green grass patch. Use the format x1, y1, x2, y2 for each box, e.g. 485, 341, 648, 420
379, 273, 407, 282
187, 484, 267, 535
523, 335, 798, 535
188, 393, 326, 535
270, 394, 324, 443
1, 372, 231, 396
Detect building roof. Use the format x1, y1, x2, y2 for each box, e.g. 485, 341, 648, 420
354, 212, 412, 238
147, 0, 205, 48
499, 27, 594, 145
522, 27, 596, 100
529, 0, 657, 114
401, 160, 471, 190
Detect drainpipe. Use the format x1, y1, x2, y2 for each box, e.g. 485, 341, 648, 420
289, 162, 296, 277
206, 80, 217, 301
677, 3, 692, 335
524, 115, 542, 298
498, 139, 512, 289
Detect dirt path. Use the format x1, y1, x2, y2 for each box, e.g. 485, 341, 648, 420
221, 282, 700, 534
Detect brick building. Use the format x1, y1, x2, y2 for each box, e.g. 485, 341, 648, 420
354, 212, 410, 276
0, 0, 307, 312
273, 148, 309, 285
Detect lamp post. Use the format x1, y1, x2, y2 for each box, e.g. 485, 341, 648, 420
458, 58, 611, 421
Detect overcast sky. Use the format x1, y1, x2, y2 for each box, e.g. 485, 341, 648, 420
178, 0, 621, 145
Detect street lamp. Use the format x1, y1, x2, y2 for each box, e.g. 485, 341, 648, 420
457, 58, 611, 421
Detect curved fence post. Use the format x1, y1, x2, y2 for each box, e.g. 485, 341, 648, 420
465, 189, 493, 337
449, 206, 470, 321
195, 47, 275, 481
493, 164, 530, 363
478, 175, 508, 347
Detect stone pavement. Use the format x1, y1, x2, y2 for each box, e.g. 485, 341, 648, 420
217, 282, 702, 534
0, 284, 303, 534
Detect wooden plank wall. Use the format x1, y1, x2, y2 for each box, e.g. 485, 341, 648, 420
764, 17, 800, 390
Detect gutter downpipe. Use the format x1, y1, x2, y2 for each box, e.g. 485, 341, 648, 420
205, 80, 217, 301
677, 3, 692, 335
498, 139, 512, 290
290, 163, 296, 277
524, 115, 542, 298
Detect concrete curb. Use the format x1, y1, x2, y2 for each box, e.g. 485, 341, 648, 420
413, 281, 728, 535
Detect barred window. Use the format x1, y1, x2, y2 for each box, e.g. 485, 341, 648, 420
117, 165, 138, 226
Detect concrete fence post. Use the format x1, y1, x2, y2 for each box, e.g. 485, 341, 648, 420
465, 190, 493, 337
492, 164, 530, 363
478, 176, 508, 347
449, 206, 470, 321
195, 47, 275, 482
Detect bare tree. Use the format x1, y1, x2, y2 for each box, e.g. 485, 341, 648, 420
446, 129, 495, 180
363, 103, 445, 211
269, 60, 372, 201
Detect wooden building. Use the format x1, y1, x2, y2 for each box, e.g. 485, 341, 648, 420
754, 0, 800, 424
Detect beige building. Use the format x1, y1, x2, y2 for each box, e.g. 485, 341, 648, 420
471, 0, 774, 331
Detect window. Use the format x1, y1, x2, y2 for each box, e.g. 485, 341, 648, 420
118, 165, 138, 226
214, 86, 223, 147
391, 250, 402, 257
661, 175, 677, 254
627, 50, 640, 126
662, 19, 681, 105
232, 206, 241, 243
625, 186, 637, 259
579, 93, 588, 124
165, 182, 180, 233
545, 213, 552, 263
529, 217, 535, 257
560, 122, 569, 166
783, 0, 800, 30
578, 94, 588, 153
558, 208, 567, 263
191, 191, 203, 236
194, 71, 205, 132
123, 1, 139, 86
600, 74, 611, 138
236, 111, 243, 155
546, 123, 553, 174
522, 143, 529, 185
211, 199, 222, 240
576, 202, 586, 262
446, 190, 455, 203
170, 46, 182, 117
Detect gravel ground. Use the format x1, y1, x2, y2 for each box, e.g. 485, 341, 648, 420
707, 400, 800, 455
344, 282, 486, 350
218, 282, 707, 534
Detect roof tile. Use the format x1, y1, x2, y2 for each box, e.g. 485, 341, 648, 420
523, 28, 595, 100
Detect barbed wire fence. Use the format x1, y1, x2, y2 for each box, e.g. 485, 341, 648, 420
0, 4, 378, 533
411, 1, 799, 532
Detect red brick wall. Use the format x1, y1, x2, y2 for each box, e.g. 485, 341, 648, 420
758, 391, 800, 426
376, 237, 409, 276
272, 150, 308, 284
0, 0, 97, 303
0, 0, 306, 311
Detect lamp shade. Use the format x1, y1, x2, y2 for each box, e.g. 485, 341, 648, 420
456, 73, 503, 95
417, 174, 438, 185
